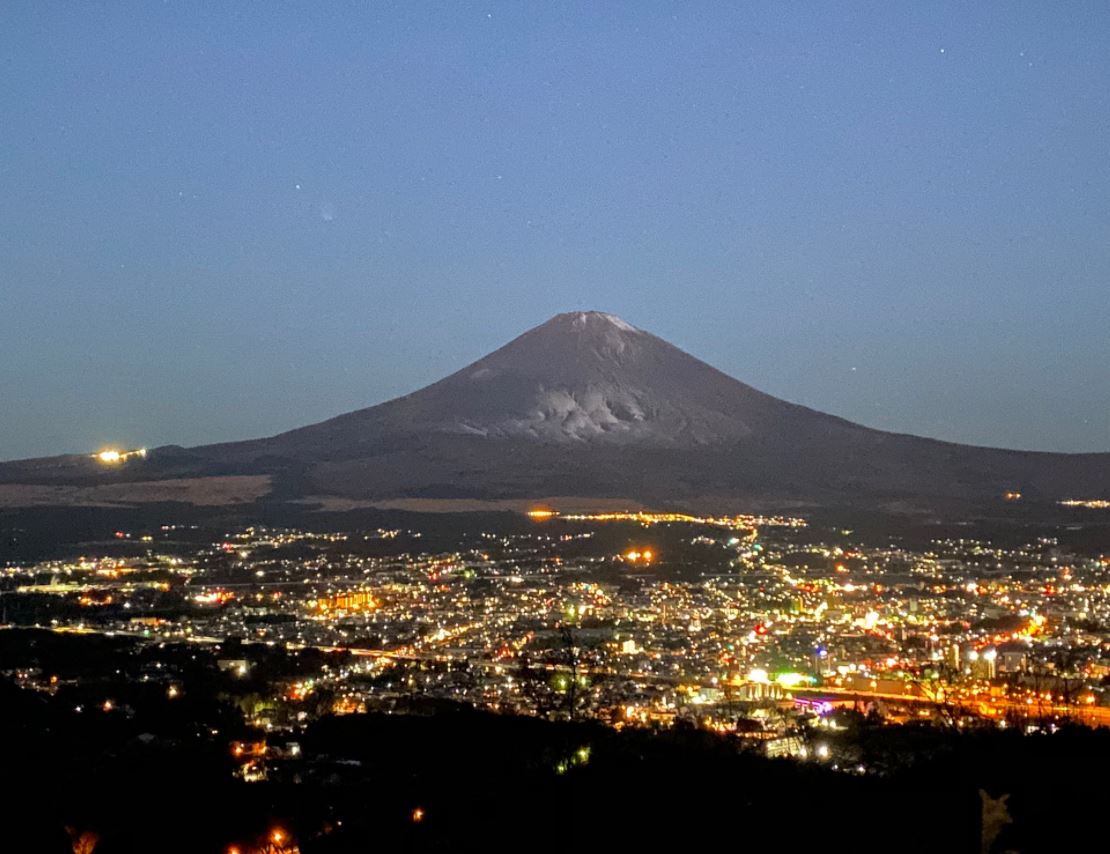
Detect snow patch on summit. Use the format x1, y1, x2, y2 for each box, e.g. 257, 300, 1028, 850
570, 312, 639, 333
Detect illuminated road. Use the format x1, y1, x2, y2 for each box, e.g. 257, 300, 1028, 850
790, 684, 1110, 726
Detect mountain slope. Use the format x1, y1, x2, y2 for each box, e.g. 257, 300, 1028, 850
2, 311, 1109, 512
234, 311, 854, 455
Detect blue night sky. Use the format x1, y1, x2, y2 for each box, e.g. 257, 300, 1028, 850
2, 2, 1108, 459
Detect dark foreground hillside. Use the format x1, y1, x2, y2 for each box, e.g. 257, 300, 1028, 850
5, 669, 1108, 854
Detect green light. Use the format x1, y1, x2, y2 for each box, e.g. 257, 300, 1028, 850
773, 672, 811, 688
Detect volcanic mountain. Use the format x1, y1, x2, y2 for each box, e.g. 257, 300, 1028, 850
3, 311, 1109, 513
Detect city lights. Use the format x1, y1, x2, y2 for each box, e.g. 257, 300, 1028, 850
4, 506, 1110, 792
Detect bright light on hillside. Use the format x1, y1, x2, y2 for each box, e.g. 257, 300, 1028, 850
93, 447, 147, 465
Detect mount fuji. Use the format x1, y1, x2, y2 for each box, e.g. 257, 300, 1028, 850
3, 311, 1108, 514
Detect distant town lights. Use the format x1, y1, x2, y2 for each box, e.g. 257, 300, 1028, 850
1059, 498, 1110, 509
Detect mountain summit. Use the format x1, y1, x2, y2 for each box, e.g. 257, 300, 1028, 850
258, 310, 817, 452
3, 311, 1109, 513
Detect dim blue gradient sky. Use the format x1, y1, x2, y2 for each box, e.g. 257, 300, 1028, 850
2, 2, 1108, 459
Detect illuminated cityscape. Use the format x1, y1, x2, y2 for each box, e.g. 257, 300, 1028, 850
8, 507, 1110, 749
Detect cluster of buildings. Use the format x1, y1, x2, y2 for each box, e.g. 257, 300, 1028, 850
5, 512, 1110, 740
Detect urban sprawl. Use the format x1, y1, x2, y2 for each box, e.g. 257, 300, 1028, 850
5, 507, 1110, 776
